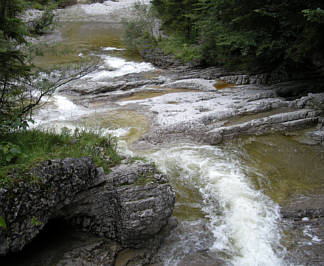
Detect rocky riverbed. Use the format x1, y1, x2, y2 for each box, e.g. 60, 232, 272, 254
2, 0, 324, 265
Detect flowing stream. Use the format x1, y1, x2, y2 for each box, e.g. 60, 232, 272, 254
28, 3, 324, 265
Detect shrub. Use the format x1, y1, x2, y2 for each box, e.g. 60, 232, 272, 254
122, 3, 158, 52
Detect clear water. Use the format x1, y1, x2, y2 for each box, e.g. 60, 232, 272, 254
29, 7, 324, 265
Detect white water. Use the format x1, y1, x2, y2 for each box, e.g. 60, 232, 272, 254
102, 47, 125, 51
84, 55, 154, 81
32, 95, 91, 128
34, 61, 286, 266
32, 9, 287, 263
146, 144, 285, 265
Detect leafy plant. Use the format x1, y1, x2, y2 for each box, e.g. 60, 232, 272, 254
0, 216, 7, 229
29, 7, 55, 35
31, 216, 42, 226
0, 142, 24, 164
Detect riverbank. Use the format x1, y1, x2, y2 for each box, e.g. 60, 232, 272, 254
2, 0, 324, 265
0, 130, 176, 265
0, 154, 176, 264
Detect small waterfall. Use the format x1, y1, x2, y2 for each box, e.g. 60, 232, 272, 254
30, 11, 288, 263
84, 55, 154, 81
147, 144, 286, 265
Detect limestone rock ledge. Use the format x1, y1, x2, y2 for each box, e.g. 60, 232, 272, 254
0, 158, 176, 257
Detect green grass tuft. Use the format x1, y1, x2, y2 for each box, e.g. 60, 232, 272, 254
0, 128, 121, 187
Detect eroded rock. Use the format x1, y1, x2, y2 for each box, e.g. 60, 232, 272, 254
61, 162, 176, 247
0, 158, 175, 257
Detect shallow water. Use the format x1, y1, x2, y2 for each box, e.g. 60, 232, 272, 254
26, 7, 324, 266
142, 143, 285, 265
236, 134, 324, 205
34, 21, 141, 68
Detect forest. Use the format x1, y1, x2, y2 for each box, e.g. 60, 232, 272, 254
151, 0, 324, 71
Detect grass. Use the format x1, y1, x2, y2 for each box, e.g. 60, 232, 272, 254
0, 128, 121, 187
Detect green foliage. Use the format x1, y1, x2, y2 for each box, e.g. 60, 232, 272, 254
25, 0, 77, 9
152, 0, 324, 71
0, 128, 121, 186
31, 216, 42, 226
29, 7, 55, 35
0, 216, 7, 229
158, 34, 201, 62
0, 0, 98, 134
133, 174, 155, 186
151, 0, 199, 40
0, 142, 24, 164
0, 0, 41, 133
126, 156, 147, 164
55, 0, 77, 8
302, 8, 324, 23
122, 3, 157, 52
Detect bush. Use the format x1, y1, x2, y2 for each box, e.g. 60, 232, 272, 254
29, 7, 55, 35
56, 0, 77, 8
122, 3, 158, 52
26, 0, 77, 9
158, 33, 201, 62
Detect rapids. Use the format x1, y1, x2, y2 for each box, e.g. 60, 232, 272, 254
28, 1, 324, 265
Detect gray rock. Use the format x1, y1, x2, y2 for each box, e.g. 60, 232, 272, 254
0, 159, 176, 256
61, 162, 176, 247
281, 195, 324, 266
178, 250, 229, 266
274, 79, 324, 99
307, 129, 324, 145
201, 109, 319, 145
0, 157, 97, 255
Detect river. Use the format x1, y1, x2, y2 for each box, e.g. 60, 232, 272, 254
28, 1, 324, 265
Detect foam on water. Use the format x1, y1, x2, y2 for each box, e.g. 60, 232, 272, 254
102, 47, 125, 51
32, 95, 91, 128
80, 0, 151, 16
32, 39, 286, 265
146, 144, 285, 265
84, 55, 154, 81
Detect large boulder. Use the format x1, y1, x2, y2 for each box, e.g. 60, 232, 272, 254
0, 158, 175, 256
60, 162, 176, 247
0, 157, 97, 255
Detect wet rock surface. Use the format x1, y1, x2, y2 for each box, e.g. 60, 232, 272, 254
61, 60, 324, 147
54, 52, 324, 264
18, 0, 324, 263
150, 220, 217, 265
281, 196, 324, 265
61, 162, 176, 247
0, 158, 176, 263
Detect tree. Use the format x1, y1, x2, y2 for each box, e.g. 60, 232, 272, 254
151, 0, 199, 40
0, 0, 97, 133
0, 0, 32, 131
197, 0, 324, 70
152, 0, 324, 71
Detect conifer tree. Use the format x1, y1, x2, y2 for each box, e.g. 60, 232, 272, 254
0, 0, 97, 133
152, 0, 324, 71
